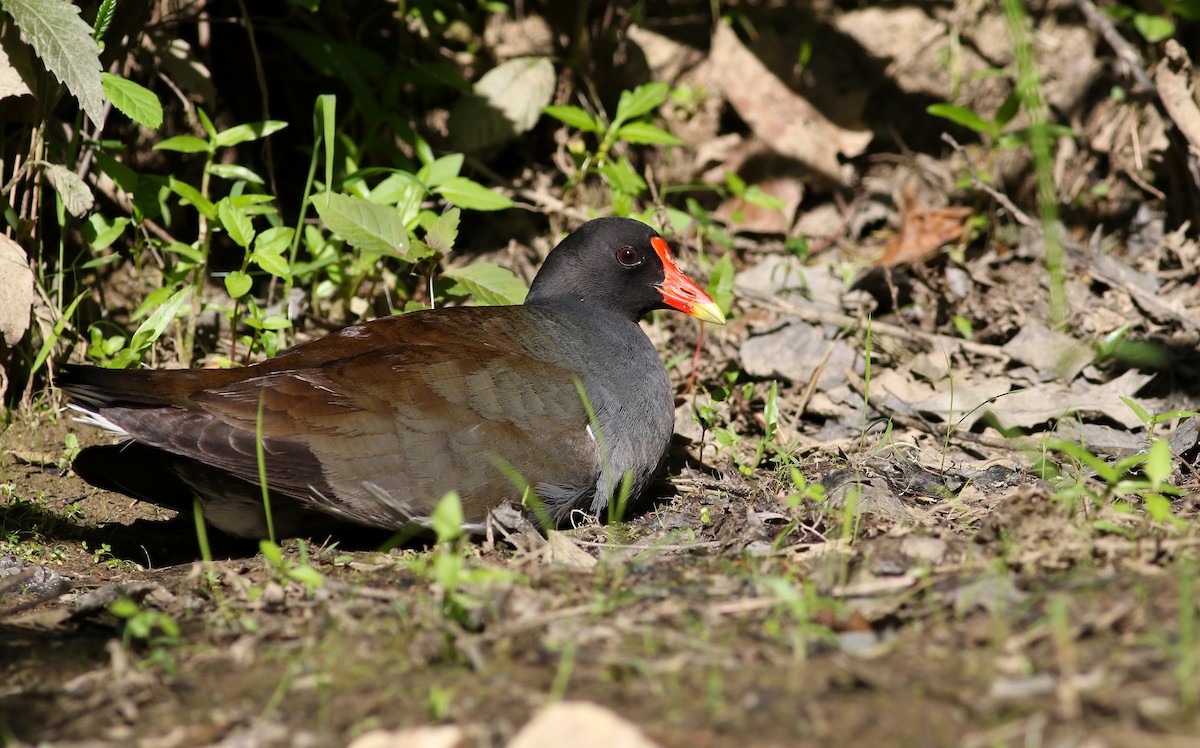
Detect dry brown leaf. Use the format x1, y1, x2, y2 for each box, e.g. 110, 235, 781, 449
878, 205, 972, 266
708, 24, 870, 184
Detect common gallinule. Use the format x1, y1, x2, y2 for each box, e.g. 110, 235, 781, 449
61, 217, 725, 538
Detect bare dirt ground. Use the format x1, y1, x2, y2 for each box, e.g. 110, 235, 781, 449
5, 2, 1200, 747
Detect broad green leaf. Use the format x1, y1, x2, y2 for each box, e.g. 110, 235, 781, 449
100, 73, 163, 128
1144, 438, 1173, 488
443, 262, 528, 306
926, 103, 997, 137
615, 121, 683, 145
42, 163, 94, 217
82, 214, 128, 250
434, 177, 513, 211
130, 286, 191, 353
313, 191, 412, 261
542, 105, 600, 132
424, 208, 460, 255
156, 135, 210, 153
1134, 12, 1174, 42
225, 270, 252, 298
369, 171, 426, 204
254, 226, 294, 257
218, 199, 255, 249
167, 177, 216, 219
418, 154, 464, 188
208, 163, 265, 184
4, 0, 104, 126
251, 248, 291, 279
994, 91, 1021, 129
214, 120, 288, 148
744, 185, 787, 210
598, 158, 646, 195
431, 492, 465, 544
615, 81, 669, 124
449, 56, 556, 151
707, 252, 736, 315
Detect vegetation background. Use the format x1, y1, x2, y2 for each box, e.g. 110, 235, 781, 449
2, 0, 1200, 746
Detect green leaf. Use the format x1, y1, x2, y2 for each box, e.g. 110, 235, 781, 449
313, 191, 413, 261
130, 286, 191, 354
1119, 396, 1152, 427
82, 214, 128, 250
744, 185, 787, 210
155, 135, 210, 153
286, 565, 324, 588
615, 82, 669, 124
258, 539, 283, 566
1144, 438, 1173, 488
3, 0, 104, 126
707, 252, 736, 315
615, 121, 683, 145
598, 158, 647, 195
251, 249, 291, 279
417, 154, 464, 188
424, 207, 460, 255
225, 270, 252, 298
926, 103, 997, 137
542, 105, 600, 132
214, 120, 288, 148
434, 177, 513, 211
217, 199, 255, 249
1134, 12, 1175, 42
100, 72, 163, 129
431, 492, 465, 544
167, 177, 217, 219
207, 163, 265, 185
994, 91, 1021, 129
443, 263, 528, 306
92, 0, 116, 40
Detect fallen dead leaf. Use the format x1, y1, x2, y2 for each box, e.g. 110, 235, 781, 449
707, 24, 870, 184
878, 205, 972, 266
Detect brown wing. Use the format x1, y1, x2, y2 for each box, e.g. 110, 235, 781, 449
66, 309, 603, 528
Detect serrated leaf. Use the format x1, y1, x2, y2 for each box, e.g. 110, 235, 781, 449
542, 105, 600, 132
4, 0, 104, 127
424, 207, 460, 254
448, 56, 556, 151
217, 199, 255, 248
130, 286, 190, 353
313, 191, 412, 261
224, 270, 252, 298
100, 72, 162, 128
41, 163, 94, 217
616, 121, 683, 145
615, 81, 669, 125
443, 262, 528, 306
214, 120, 288, 148
156, 135, 210, 153
434, 177, 513, 211
92, 0, 116, 41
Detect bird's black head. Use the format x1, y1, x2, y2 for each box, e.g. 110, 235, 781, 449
525, 217, 724, 324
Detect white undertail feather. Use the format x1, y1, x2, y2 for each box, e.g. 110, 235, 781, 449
67, 404, 130, 439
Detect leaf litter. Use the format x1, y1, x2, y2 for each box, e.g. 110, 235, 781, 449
4, 2, 1200, 747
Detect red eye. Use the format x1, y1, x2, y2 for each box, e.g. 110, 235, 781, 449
616, 246, 641, 267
